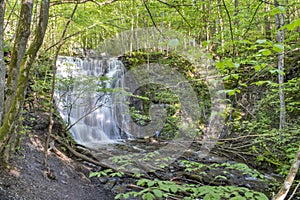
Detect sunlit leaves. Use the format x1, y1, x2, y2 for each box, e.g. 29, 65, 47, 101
273, 43, 284, 53
285, 18, 300, 31
269, 6, 286, 17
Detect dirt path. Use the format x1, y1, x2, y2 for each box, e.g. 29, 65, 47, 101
0, 129, 115, 200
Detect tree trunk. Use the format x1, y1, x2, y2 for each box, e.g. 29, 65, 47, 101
265, 3, 271, 40
274, 0, 286, 131
234, 0, 239, 26
0, 0, 50, 165
3, 0, 34, 119
0, 0, 6, 126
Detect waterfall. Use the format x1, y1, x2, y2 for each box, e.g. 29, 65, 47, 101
54, 56, 131, 147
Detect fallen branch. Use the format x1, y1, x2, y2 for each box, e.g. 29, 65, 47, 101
287, 182, 300, 200
51, 134, 119, 171
273, 145, 300, 200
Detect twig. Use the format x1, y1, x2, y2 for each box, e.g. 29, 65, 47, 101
44, 23, 100, 52
217, 133, 273, 141
287, 182, 300, 200
242, 1, 264, 38
66, 98, 107, 131
4, 1, 18, 32
50, 0, 119, 6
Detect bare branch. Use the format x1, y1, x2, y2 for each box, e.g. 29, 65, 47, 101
50, 0, 119, 7
221, 0, 235, 55
273, 146, 300, 200
44, 23, 100, 52
142, 0, 163, 35
155, 0, 192, 28
242, 1, 264, 38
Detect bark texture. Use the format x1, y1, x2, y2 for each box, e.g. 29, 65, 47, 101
274, 0, 286, 130
0, 0, 50, 155
0, 0, 6, 126
3, 0, 34, 119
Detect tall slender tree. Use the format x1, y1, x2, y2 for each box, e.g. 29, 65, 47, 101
0, 0, 5, 126
274, 0, 286, 130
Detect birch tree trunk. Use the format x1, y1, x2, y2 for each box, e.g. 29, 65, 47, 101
274, 0, 286, 131
0, 0, 5, 126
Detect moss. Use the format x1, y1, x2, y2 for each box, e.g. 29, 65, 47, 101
122, 50, 210, 139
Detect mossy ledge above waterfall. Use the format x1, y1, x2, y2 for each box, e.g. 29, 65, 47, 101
118, 50, 211, 140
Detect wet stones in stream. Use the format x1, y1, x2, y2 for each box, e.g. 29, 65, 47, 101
87, 140, 279, 198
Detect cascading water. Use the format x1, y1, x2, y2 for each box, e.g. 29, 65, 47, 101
54, 56, 131, 147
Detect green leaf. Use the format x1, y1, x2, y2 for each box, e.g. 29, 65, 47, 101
142, 192, 155, 200
137, 179, 148, 187
152, 189, 163, 198
259, 49, 272, 56
114, 194, 121, 199
269, 69, 284, 75
231, 197, 246, 200
253, 80, 273, 86
214, 175, 227, 180
285, 18, 300, 30
270, 6, 286, 16
216, 61, 225, 70
123, 193, 130, 199
256, 39, 267, 44
169, 185, 179, 193
223, 75, 231, 81
254, 193, 269, 200
273, 43, 284, 53
245, 192, 254, 198
147, 180, 155, 187
231, 74, 239, 80
203, 192, 220, 200
223, 73, 239, 80
89, 172, 98, 178
218, 89, 240, 96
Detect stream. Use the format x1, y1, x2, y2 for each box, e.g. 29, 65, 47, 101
54, 56, 281, 199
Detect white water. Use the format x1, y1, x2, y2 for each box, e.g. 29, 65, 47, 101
54, 56, 131, 147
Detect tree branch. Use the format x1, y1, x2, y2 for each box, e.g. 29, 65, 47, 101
155, 0, 192, 29
44, 23, 100, 52
221, 0, 235, 55
242, 1, 264, 38
50, 0, 119, 7
273, 145, 300, 200
142, 0, 163, 35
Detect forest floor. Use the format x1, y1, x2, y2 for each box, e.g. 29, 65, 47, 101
0, 111, 115, 200
0, 107, 284, 200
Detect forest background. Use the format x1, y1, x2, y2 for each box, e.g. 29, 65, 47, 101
0, 0, 300, 199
